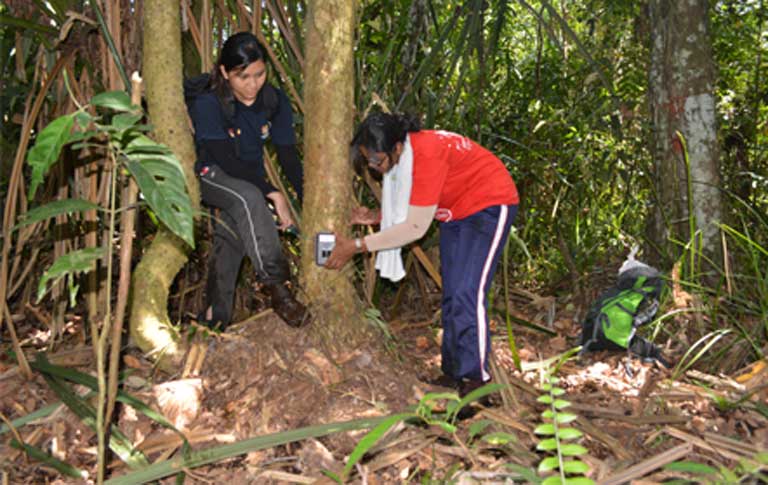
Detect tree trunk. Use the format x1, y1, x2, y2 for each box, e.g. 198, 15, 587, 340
648, 0, 724, 272
130, 0, 200, 371
302, 0, 368, 348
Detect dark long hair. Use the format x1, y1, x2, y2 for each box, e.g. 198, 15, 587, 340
208, 32, 277, 118
351, 112, 420, 171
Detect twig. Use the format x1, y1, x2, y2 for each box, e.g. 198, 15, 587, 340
687, 369, 746, 393
0, 410, 26, 448
575, 416, 632, 461
704, 432, 764, 456
598, 442, 692, 485
663, 426, 744, 462
2, 303, 32, 380
0, 53, 73, 366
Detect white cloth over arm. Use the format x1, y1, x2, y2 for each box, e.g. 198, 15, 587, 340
373, 135, 413, 282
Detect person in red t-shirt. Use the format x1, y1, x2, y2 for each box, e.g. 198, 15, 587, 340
325, 112, 519, 397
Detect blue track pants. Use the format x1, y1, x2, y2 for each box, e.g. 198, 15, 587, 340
439, 204, 517, 382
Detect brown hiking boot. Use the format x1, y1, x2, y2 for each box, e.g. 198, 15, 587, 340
266, 282, 309, 328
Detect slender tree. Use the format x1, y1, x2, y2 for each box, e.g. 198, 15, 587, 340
129, 0, 199, 370
648, 0, 724, 271
302, 0, 369, 348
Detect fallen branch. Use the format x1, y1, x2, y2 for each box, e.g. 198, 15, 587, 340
598, 442, 692, 485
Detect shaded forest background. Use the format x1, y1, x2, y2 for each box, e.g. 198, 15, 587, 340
0, 0, 767, 483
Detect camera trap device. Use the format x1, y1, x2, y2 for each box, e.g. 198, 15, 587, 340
315, 232, 335, 266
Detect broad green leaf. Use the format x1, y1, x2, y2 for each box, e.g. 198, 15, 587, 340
15, 199, 101, 230
74, 111, 93, 129
537, 438, 558, 451
125, 158, 194, 247
718, 467, 740, 482
664, 461, 718, 475
556, 427, 583, 440
468, 420, 492, 441
563, 477, 594, 485
343, 413, 413, 479
538, 456, 560, 472
534, 423, 555, 435
27, 113, 75, 199
91, 90, 135, 112
559, 443, 588, 456
538, 395, 553, 404
437, 421, 457, 433
555, 413, 578, 424
37, 247, 105, 302
68, 130, 100, 144
543, 477, 594, 485
451, 383, 504, 419
553, 399, 571, 410
505, 464, 543, 484
542, 476, 565, 485
551, 388, 565, 396
482, 431, 516, 445
111, 112, 143, 132
561, 460, 590, 474
124, 134, 174, 154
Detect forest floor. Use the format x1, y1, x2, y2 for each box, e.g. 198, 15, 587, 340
1, 274, 767, 484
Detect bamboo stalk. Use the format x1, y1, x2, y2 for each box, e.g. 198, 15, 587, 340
201, 0, 212, 72
236, 0, 304, 113
263, 149, 301, 227
0, 53, 72, 361
264, 0, 304, 69
105, 72, 143, 434
2, 303, 32, 380
182, 0, 203, 59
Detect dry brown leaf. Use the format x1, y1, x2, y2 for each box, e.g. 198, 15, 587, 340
415, 336, 429, 349
518, 347, 535, 360
550, 336, 567, 352
300, 349, 342, 385
123, 354, 143, 369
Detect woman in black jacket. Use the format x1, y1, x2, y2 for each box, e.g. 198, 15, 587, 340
188, 32, 307, 328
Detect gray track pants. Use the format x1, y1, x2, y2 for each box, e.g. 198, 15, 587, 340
199, 165, 290, 324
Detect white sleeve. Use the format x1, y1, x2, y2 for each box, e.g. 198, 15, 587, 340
363, 205, 436, 252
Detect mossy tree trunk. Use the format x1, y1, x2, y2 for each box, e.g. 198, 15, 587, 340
130, 0, 200, 371
302, 0, 368, 349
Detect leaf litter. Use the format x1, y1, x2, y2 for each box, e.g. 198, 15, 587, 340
1, 288, 766, 484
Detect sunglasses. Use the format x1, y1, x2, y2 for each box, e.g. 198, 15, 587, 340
365, 152, 389, 167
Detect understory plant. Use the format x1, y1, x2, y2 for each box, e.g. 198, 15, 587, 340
328, 383, 506, 483
531, 350, 593, 485
17, 89, 194, 482
664, 453, 768, 484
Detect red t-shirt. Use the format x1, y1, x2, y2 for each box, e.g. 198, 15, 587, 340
409, 130, 519, 222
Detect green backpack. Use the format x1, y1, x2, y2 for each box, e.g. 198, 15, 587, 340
580, 261, 669, 367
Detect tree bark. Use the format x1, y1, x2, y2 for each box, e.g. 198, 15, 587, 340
648, 0, 724, 271
302, 0, 368, 348
130, 0, 200, 371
